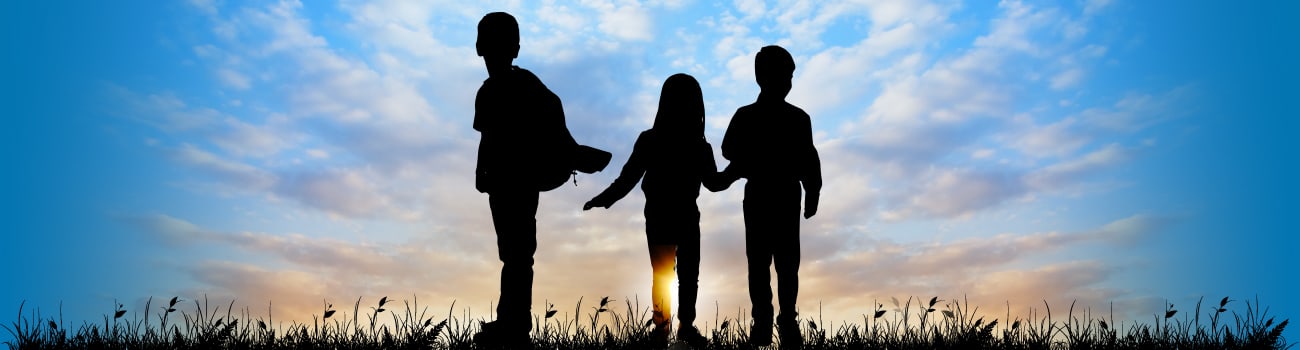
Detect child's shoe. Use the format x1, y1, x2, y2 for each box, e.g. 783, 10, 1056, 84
777, 314, 803, 349
749, 321, 773, 346
677, 324, 707, 348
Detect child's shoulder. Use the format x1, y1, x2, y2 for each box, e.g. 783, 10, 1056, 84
784, 102, 811, 120
732, 102, 762, 121
511, 66, 541, 80
481, 66, 545, 87
735, 100, 810, 119
770, 100, 808, 114
505, 67, 547, 90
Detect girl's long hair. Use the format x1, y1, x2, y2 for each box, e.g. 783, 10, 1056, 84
651, 73, 705, 140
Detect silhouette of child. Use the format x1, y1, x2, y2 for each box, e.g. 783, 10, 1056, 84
584, 73, 724, 346
718, 45, 822, 348
471, 11, 578, 347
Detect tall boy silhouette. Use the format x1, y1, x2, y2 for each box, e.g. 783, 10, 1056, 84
471, 12, 579, 347
720, 45, 822, 348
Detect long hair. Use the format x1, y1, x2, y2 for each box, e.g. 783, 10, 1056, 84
651, 73, 705, 140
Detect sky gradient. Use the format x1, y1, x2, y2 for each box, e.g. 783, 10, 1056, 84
2, 0, 1297, 342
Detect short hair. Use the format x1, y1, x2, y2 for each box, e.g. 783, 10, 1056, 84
477, 12, 519, 56
754, 45, 795, 81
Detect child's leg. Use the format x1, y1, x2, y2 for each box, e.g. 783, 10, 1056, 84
676, 224, 701, 326
773, 225, 800, 324
649, 244, 677, 329
744, 199, 776, 325
744, 182, 802, 325
743, 202, 776, 346
488, 190, 539, 334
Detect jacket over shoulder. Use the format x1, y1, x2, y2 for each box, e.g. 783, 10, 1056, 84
474, 66, 577, 192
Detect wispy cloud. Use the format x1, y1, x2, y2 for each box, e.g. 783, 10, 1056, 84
166, 144, 278, 192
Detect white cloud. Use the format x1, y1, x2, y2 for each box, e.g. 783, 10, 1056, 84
1050, 67, 1084, 90
860, 0, 950, 33
1094, 214, 1166, 244
216, 68, 252, 89
538, 3, 588, 33
188, 0, 218, 15
210, 117, 290, 157
904, 168, 1025, 219
112, 88, 218, 132
1016, 116, 1093, 158
1081, 44, 1108, 58
275, 168, 412, 220
973, 0, 1053, 54
167, 144, 278, 191
113, 86, 292, 158
1084, 0, 1114, 16
1083, 87, 1193, 132
733, 0, 766, 20
596, 3, 653, 42
250, 0, 329, 53
305, 149, 330, 159
1026, 143, 1133, 190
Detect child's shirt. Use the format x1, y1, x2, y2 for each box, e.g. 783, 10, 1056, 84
721, 99, 822, 193
590, 129, 718, 215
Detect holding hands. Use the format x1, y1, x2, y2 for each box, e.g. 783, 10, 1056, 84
704, 164, 741, 192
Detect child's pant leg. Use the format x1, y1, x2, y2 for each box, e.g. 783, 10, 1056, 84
489, 190, 539, 333
649, 244, 677, 328
743, 181, 802, 324
773, 230, 800, 322
676, 224, 701, 326
744, 226, 775, 323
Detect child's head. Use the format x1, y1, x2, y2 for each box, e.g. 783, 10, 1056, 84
653, 73, 705, 139
754, 45, 795, 98
477, 12, 520, 61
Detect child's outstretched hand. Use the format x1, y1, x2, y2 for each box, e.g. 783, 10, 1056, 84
803, 192, 819, 219
583, 198, 610, 211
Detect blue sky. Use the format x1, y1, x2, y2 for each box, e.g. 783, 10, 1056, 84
2, 0, 1296, 341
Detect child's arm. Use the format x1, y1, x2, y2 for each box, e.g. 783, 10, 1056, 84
704, 163, 741, 192
584, 133, 649, 210
800, 112, 822, 219
699, 141, 736, 192
801, 152, 821, 218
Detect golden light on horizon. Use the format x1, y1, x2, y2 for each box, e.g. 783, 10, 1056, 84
649, 245, 677, 327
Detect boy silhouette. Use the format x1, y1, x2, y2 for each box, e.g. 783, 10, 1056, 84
471, 11, 581, 347
719, 45, 822, 348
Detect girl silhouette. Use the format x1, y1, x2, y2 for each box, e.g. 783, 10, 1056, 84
584, 73, 724, 346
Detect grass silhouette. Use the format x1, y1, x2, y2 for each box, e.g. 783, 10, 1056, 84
3, 295, 1291, 349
